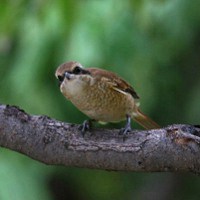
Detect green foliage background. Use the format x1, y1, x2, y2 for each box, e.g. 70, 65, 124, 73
0, 0, 200, 199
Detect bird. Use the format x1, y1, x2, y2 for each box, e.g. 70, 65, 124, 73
55, 61, 160, 135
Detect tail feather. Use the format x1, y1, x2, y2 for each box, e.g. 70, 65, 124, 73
133, 109, 160, 129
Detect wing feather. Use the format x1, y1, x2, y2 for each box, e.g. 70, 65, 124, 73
88, 68, 140, 99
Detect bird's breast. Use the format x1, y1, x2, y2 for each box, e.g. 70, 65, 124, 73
63, 80, 137, 122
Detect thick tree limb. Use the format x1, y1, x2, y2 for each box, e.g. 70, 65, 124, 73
0, 104, 200, 174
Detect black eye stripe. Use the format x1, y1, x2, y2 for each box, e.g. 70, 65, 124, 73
58, 75, 64, 82
72, 66, 91, 75
73, 66, 82, 74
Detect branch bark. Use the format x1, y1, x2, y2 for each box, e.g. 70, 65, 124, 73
0, 104, 200, 174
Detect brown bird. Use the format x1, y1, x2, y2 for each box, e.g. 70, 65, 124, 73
55, 61, 160, 134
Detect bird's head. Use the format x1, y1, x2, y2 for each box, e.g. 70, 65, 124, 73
55, 61, 92, 98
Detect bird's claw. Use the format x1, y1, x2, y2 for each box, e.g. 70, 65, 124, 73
119, 115, 132, 141
119, 126, 132, 135
78, 120, 92, 136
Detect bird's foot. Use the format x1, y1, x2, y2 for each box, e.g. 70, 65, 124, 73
78, 119, 93, 136
119, 125, 132, 135
119, 115, 132, 141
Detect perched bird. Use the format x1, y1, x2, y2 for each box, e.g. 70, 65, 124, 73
55, 61, 160, 134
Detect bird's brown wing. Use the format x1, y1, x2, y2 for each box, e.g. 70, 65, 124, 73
88, 68, 140, 99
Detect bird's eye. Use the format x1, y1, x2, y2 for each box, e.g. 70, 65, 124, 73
58, 75, 64, 82
72, 66, 82, 74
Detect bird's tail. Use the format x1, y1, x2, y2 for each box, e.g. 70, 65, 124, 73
133, 109, 160, 129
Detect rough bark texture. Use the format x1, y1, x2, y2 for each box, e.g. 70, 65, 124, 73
0, 104, 200, 174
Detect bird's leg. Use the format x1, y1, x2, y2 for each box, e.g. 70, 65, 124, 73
79, 119, 95, 136
119, 115, 132, 135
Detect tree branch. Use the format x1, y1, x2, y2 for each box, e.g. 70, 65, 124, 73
0, 104, 200, 174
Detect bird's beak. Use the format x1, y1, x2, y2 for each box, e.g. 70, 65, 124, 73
64, 72, 71, 80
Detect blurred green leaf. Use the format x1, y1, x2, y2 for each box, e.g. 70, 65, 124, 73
1, 0, 200, 199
